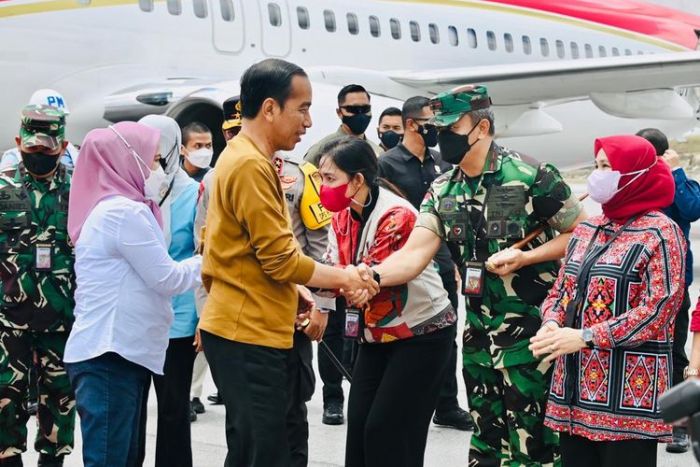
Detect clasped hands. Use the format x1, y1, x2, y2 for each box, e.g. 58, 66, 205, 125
341, 264, 380, 307
528, 321, 586, 363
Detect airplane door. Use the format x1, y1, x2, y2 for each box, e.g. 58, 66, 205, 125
211, 0, 245, 54
258, 0, 291, 57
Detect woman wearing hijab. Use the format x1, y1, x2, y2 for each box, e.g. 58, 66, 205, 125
529, 135, 685, 467
63, 121, 201, 467
136, 115, 201, 467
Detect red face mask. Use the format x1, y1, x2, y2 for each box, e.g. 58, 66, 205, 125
320, 183, 353, 212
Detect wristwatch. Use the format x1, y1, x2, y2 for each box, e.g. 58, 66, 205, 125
581, 328, 595, 349
684, 366, 700, 379
372, 269, 381, 287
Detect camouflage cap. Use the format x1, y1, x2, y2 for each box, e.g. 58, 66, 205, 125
429, 85, 492, 128
19, 104, 66, 151
222, 97, 242, 130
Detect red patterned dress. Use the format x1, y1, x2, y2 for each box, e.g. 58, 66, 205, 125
540, 211, 685, 441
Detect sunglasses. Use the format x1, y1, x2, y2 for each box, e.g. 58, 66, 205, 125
340, 105, 372, 115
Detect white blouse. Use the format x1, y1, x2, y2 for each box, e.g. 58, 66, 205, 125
64, 196, 201, 374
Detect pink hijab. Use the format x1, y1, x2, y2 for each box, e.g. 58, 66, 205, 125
68, 121, 162, 243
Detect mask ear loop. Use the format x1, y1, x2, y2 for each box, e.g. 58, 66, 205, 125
614, 159, 657, 195
108, 125, 150, 184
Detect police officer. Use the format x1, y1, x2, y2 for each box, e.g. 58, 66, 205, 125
370, 85, 586, 466
1, 90, 79, 171
0, 105, 76, 467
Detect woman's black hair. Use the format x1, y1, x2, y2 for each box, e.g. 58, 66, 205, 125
319, 135, 407, 198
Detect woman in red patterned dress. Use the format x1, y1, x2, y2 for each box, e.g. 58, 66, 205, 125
317, 136, 457, 467
529, 135, 686, 467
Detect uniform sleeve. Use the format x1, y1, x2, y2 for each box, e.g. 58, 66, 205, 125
416, 184, 445, 239
672, 169, 700, 222
591, 223, 686, 349
531, 163, 582, 233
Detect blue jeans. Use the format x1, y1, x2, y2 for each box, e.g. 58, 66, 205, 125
66, 352, 150, 467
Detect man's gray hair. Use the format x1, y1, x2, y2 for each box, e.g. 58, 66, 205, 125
469, 108, 495, 136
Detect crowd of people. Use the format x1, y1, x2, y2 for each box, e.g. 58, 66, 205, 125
0, 56, 699, 467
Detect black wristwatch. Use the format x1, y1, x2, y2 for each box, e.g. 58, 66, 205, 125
582, 328, 595, 349
372, 269, 381, 287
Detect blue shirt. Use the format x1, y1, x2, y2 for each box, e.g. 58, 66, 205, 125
663, 168, 700, 286
168, 181, 199, 338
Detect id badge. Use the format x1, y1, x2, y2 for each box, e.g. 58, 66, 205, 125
344, 308, 361, 339
462, 261, 485, 297
35, 244, 52, 271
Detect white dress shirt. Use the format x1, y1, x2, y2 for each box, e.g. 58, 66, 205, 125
64, 196, 202, 374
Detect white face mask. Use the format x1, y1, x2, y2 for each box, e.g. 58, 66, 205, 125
186, 148, 213, 169
586, 162, 655, 205
144, 166, 167, 201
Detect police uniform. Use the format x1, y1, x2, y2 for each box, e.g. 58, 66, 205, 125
418, 87, 582, 466
0, 106, 75, 464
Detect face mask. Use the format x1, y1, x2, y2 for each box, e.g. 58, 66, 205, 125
320, 183, 353, 212
186, 148, 213, 169
586, 163, 655, 205
145, 166, 167, 202
437, 121, 481, 165
379, 131, 402, 150
418, 124, 438, 148
342, 113, 371, 136
21, 151, 61, 176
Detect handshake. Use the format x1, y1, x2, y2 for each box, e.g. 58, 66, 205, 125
341, 263, 380, 307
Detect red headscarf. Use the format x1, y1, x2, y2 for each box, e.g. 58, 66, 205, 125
594, 135, 674, 223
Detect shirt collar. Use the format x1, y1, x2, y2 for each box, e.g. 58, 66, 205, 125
396, 143, 434, 163
450, 142, 501, 182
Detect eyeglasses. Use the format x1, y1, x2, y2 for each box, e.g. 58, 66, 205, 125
340, 104, 371, 115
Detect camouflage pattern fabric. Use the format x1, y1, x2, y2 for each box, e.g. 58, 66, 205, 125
19, 105, 66, 152
0, 329, 75, 457
0, 164, 75, 332
418, 143, 581, 465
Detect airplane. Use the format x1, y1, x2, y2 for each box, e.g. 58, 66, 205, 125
3, 0, 700, 167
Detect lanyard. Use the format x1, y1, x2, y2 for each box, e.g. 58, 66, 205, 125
466, 174, 490, 261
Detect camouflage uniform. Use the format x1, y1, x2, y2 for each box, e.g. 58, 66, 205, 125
418, 88, 582, 466
0, 106, 75, 460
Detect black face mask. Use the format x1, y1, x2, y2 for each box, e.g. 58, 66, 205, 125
379, 131, 402, 149
21, 151, 61, 176
418, 124, 438, 148
437, 121, 481, 165
342, 113, 372, 135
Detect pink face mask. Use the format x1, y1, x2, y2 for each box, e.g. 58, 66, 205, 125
320, 183, 353, 212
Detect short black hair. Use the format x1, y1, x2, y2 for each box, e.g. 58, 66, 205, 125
401, 96, 431, 126
636, 128, 669, 156
337, 84, 370, 106
239, 59, 308, 119
181, 122, 211, 146
378, 107, 402, 124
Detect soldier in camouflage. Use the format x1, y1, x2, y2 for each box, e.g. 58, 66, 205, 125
0, 105, 75, 467
371, 85, 585, 466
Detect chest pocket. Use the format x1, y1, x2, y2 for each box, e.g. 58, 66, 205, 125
485, 185, 527, 239
438, 196, 470, 244
0, 186, 32, 252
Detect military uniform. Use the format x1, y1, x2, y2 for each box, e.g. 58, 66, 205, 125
418, 88, 582, 466
0, 106, 76, 462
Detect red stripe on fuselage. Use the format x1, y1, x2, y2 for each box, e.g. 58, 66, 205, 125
484, 0, 700, 49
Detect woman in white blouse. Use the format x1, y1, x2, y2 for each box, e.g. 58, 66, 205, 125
64, 121, 201, 467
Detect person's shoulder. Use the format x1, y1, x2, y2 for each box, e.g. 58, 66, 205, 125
642, 210, 684, 238
379, 146, 404, 163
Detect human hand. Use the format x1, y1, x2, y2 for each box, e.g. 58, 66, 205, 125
295, 311, 311, 331
486, 248, 527, 276
662, 149, 681, 169
297, 284, 315, 314
342, 264, 379, 306
303, 308, 328, 342
193, 328, 203, 352
529, 327, 586, 363
454, 264, 462, 291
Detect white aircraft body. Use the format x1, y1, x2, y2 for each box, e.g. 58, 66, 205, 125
3, 0, 700, 166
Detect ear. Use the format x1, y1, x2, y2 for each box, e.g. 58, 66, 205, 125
15, 136, 21, 148
478, 119, 491, 139
61, 141, 69, 151
336, 108, 343, 120
261, 97, 278, 123
352, 172, 366, 189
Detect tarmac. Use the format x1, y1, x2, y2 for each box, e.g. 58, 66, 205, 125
23, 184, 699, 466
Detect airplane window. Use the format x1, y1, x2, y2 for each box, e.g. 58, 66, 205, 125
570, 42, 579, 59
268, 3, 282, 27
625, 48, 632, 56
347, 13, 359, 35
467, 28, 477, 48
139, 0, 153, 12
297, 6, 309, 29
390, 18, 401, 40
584, 43, 593, 58
612, 47, 620, 56
540, 38, 550, 57
324, 10, 336, 32
448, 26, 458, 46
220, 0, 235, 22
167, 0, 181, 15
410, 21, 421, 42
429, 23, 440, 44
555, 40, 565, 58
598, 46, 607, 57
369, 15, 381, 37
504, 33, 513, 53
522, 35, 532, 55
193, 0, 207, 18
487, 31, 496, 50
